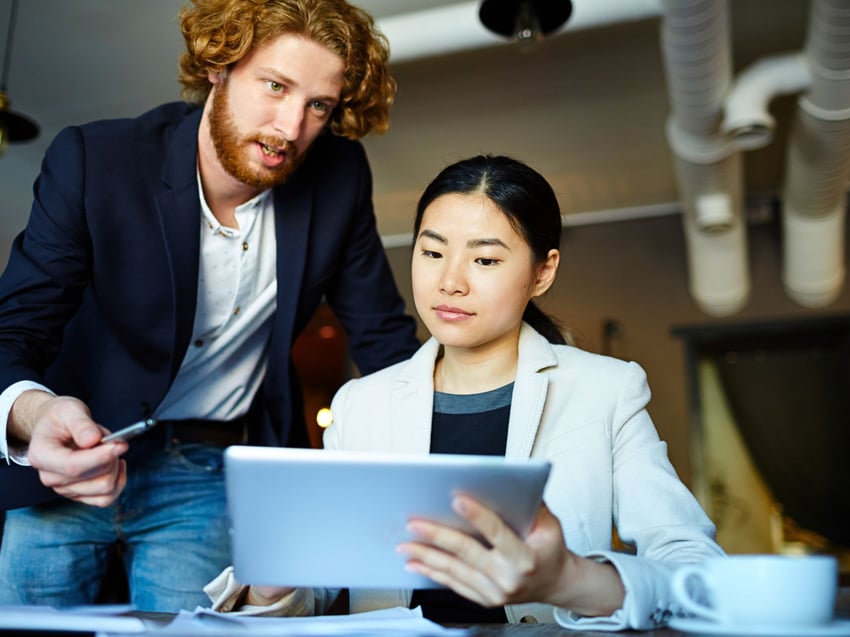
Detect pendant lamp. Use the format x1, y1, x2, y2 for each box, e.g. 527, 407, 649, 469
479, 0, 572, 52
478, 0, 573, 50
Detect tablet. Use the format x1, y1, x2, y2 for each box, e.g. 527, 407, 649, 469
224, 446, 551, 589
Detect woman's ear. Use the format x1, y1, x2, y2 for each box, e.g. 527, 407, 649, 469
532, 249, 560, 297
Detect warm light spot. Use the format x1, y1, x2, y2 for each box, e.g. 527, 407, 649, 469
318, 325, 337, 339
316, 407, 333, 428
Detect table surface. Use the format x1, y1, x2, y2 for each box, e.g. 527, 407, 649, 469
471, 588, 849, 635
136, 588, 850, 636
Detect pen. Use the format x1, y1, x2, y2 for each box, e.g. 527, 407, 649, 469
100, 418, 158, 444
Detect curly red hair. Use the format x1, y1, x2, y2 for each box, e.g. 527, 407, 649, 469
178, 0, 396, 138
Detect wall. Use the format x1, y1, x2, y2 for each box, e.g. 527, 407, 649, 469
385, 208, 850, 487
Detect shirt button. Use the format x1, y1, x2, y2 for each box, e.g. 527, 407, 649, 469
233, 306, 240, 316
242, 241, 249, 251
194, 339, 204, 347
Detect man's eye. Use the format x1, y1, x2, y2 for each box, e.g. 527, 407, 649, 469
268, 81, 283, 92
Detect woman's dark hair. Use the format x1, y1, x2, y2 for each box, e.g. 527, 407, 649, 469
414, 155, 568, 345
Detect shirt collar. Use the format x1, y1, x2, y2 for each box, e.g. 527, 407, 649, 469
196, 169, 272, 238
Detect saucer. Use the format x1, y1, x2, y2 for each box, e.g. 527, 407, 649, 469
668, 617, 850, 637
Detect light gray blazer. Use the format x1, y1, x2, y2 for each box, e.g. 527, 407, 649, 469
322, 323, 725, 630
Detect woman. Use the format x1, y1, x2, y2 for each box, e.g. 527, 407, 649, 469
206, 155, 725, 629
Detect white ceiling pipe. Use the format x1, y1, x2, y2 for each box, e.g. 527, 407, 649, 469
721, 52, 810, 150
694, 191, 735, 233
782, 110, 850, 307
673, 152, 749, 316
376, 0, 663, 64
805, 0, 850, 112
659, 0, 749, 315
783, 207, 846, 308
785, 114, 850, 212
782, 0, 850, 308
683, 212, 750, 316
799, 2, 850, 126
659, 0, 732, 138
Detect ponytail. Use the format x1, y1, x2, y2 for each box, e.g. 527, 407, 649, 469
523, 301, 570, 346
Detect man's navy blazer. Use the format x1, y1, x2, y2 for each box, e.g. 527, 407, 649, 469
0, 102, 418, 507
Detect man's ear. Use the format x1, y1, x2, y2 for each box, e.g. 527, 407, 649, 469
208, 68, 225, 85
533, 249, 560, 297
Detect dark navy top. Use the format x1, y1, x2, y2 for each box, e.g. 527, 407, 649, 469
412, 383, 513, 624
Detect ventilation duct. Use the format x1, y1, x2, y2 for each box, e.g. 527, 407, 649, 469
660, 0, 850, 314
721, 52, 809, 150
660, 0, 749, 316
781, 0, 850, 307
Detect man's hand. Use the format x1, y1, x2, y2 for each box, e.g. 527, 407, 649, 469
10, 391, 129, 507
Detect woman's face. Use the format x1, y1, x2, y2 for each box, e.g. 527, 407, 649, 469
412, 192, 556, 355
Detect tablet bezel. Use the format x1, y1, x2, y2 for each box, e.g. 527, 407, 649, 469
224, 446, 551, 589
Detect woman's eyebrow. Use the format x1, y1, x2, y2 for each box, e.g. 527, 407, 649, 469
418, 229, 447, 244
468, 237, 509, 250
418, 230, 509, 250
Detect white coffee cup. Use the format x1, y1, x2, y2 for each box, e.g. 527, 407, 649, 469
670, 555, 837, 626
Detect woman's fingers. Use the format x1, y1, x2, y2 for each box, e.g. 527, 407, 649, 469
397, 494, 540, 605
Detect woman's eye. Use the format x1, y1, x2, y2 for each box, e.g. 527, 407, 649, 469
310, 100, 329, 113
421, 250, 442, 259
476, 258, 500, 266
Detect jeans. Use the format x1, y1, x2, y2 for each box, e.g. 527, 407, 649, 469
0, 443, 230, 612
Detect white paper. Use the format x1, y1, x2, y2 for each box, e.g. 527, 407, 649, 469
151, 606, 471, 636
0, 604, 146, 632
1, 603, 471, 636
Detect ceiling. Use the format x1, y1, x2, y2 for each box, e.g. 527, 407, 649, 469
0, 0, 813, 249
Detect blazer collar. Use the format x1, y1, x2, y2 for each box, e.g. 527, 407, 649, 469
389, 323, 558, 458
388, 338, 441, 454
160, 105, 203, 189
268, 160, 316, 350
154, 106, 204, 380
507, 323, 558, 458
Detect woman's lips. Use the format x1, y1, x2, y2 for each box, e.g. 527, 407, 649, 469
434, 305, 474, 321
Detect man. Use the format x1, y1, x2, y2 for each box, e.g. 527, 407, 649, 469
0, 0, 418, 611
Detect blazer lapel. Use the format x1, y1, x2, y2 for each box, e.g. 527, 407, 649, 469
506, 324, 557, 459
384, 330, 556, 459
388, 338, 440, 454
154, 107, 203, 381
270, 173, 313, 350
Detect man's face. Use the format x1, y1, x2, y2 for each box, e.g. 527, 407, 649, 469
207, 33, 345, 190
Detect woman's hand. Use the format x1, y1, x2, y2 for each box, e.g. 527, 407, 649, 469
396, 495, 624, 617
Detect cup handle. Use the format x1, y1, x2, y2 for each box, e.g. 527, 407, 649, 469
670, 565, 721, 622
